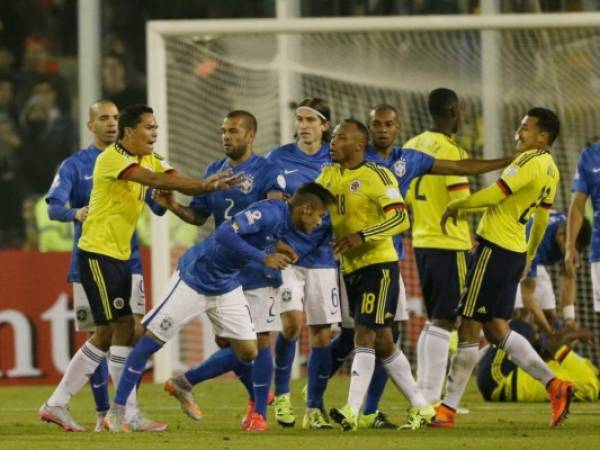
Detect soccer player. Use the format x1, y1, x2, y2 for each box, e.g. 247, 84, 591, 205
39, 103, 241, 432
434, 107, 575, 428
515, 210, 590, 334
329, 103, 511, 428
565, 139, 600, 314
266, 98, 341, 429
153, 110, 286, 431
39, 100, 165, 432
102, 183, 335, 432
318, 119, 434, 432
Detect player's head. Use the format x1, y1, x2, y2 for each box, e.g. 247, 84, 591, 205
556, 217, 591, 254
515, 107, 560, 152
330, 119, 369, 165
428, 88, 462, 132
118, 104, 157, 155
368, 104, 400, 151
295, 97, 331, 146
88, 100, 119, 147
222, 110, 257, 161
290, 182, 335, 233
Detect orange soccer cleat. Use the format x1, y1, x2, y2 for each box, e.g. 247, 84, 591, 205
547, 378, 575, 427
241, 400, 255, 430
428, 403, 456, 429
245, 412, 269, 432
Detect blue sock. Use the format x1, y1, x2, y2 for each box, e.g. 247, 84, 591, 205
114, 336, 161, 405
329, 328, 355, 377
307, 345, 332, 409
233, 358, 254, 401
363, 359, 388, 415
274, 333, 297, 395
252, 348, 273, 417
89, 357, 109, 412
185, 347, 242, 386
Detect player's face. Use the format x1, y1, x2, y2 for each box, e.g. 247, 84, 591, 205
368, 109, 400, 150
515, 115, 546, 152
88, 103, 119, 146
330, 123, 359, 164
295, 109, 328, 146
126, 113, 158, 155
222, 117, 253, 160
297, 203, 327, 233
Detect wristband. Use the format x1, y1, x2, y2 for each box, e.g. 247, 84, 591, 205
562, 305, 575, 320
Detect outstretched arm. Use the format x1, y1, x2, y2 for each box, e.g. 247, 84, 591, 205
431, 156, 513, 176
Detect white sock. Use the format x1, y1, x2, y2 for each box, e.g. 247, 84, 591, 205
500, 331, 554, 386
48, 341, 105, 406
383, 350, 428, 408
109, 346, 138, 420
442, 342, 479, 410
347, 347, 376, 414
416, 323, 451, 404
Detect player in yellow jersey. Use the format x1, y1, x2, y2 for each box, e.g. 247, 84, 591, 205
432, 107, 575, 429
41, 104, 242, 432
316, 119, 434, 431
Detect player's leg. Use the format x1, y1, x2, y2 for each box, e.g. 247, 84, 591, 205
536, 266, 559, 327
329, 273, 357, 376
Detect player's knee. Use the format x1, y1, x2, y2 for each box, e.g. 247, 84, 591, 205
309, 324, 331, 347
256, 332, 272, 349
457, 319, 481, 343
354, 325, 376, 348
282, 322, 302, 339
237, 346, 258, 362
90, 326, 112, 351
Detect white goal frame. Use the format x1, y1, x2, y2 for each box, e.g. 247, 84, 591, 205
146, 11, 600, 382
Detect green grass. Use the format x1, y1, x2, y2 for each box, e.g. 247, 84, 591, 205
1, 377, 599, 450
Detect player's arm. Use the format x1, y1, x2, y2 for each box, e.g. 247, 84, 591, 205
558, 264, 577, 328
565, 192, 587, 277
152, 190, 211, 226
46, 161, 88, 223
144, 188, 167, 216
520, 276, 554, 335
430, 156, 513, 176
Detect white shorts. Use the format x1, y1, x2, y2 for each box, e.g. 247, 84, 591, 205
143, 272, 256, 342
73, 273, 146, 332
244, 286, 281, 333
591, 261, 600, 312
278, 265, 341, 325
340, 270, 408, 328
514, 265, 556, 311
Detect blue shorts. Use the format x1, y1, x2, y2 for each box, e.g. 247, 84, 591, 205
414, 248, 468, 320
458, 237, 526, 322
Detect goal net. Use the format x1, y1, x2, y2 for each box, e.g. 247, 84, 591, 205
147, 14, 600, 380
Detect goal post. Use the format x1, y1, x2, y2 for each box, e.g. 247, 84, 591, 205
147, 12, 600, 381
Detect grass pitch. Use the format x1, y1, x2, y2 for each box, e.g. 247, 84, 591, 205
1, 377, 599, 450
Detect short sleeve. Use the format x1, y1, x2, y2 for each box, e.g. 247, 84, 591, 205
151, 153, 174, 174
571, 151, 589, 194
100, 149, 138, 180
369, 166, 405, 211
46, 159, 75, 203
497, 154, 537, 195
438, 142, 470, 192
262, 163, 287, 195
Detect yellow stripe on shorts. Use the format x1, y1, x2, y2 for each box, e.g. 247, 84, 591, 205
463, 247, 492, 317
456, 251, 467, 295
376, 269, 390, 324
89, 259, 112, 320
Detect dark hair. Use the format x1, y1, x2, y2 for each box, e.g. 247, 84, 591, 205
341, 118, 369, 146
118, 104, 153, 139
369, 103, 399, 121
428, 88, 458, 117
576, 218, 592, 252
226, 110, 257, 133
296, 97, 331, 142
291, 182, 335, 209
527, 107, 560, 145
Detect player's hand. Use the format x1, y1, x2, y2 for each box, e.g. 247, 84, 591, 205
440, 207, 458, 235
204, 170, 246, 191
563, 318, 577, 331
332, 233, 364, 255
152, 189, 176, 209
276, 241, 299, 264
74, 206, 89, 223
564, 246, 580, 278
520, 260, 532, 282
264, 252, 292, 270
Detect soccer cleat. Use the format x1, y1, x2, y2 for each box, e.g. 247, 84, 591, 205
38, 403, 85, 432
273, 393, 296, 427
95, 410, 108, 432
399, 405, 436, 430
102, 404, 130, 432
129, 412, 168, 432
547, 378, 575, 427
245, 412, 269, 432
164, 376, 203, 421
241, 400, 254, 430
329, 404, 358, 432
428, 403, 456, 429
268, 390, 275, 405
302, 408, 333, 430
358, 410, 397, 429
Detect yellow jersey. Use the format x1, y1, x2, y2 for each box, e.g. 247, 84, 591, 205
477, 149, 559, 253
78, 143, 173, 260
404, 130, 471, 250
316, 162, 408, 274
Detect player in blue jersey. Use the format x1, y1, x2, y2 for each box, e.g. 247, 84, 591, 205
266, 97, 340, 429
39, 100, 166, 432
102, 183, 335, 432
516, 211, 590, 334
566, 140, 600, 314
153, 110, 287, 431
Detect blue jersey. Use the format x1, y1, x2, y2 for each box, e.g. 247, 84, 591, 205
189, 153, 286, 290
178, 200, 294, 295
45, 145, 144, 282
267, 142, 336, 268
365, 145, 435, 259
525, 210, 565, 278
572, 143, 600, 262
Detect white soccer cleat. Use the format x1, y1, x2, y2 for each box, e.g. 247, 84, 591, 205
129, 412, 168, 432
38, 403, 85, 432
95, 410, 108, 432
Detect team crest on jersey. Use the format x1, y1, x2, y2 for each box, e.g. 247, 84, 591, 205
113, 297, 125, 310
393, 158, 406, 177
349, 180, 361, 192
160, 317, 174, 331
281, 288, 293, 303
244, 209, 262, 224
238, 174, 254, 194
